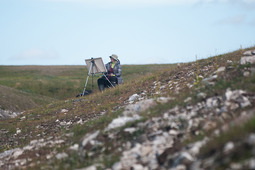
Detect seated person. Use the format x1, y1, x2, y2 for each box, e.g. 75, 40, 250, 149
97, 54, 123, 91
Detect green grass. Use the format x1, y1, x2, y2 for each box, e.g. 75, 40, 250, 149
1, 46, 255, 169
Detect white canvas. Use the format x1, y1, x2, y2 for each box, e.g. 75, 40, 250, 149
85, 57, 107, 74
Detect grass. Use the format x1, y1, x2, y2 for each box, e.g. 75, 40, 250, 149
1, 46, 255, 169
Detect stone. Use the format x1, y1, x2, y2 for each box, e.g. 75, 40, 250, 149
206, 97, 220, 108
230, 163, 242, 169
16, 128, 21, 134
124, 127, 137, 134
243, 71, 250, 77
215, 66, 225, 73
13, 149, 23, 159
55, 152, 68, 160
223, 142, 234, 154
106, 115, 141, 131
81, 131, 100, 147
70, 144, 79, 151
252, 50, 255, 55
243, 50, 253, 56
227, 60, 233, 64
240, 55, 255, 65
184, 97, 192, 103
249, 159, 255, 169
247, 134, 255, 145
157, 97, 174, 104
128, 94, 140, 103
197, 92, 206, 99
61, 109, 68, 113
132, 164, 145, 170
203, 121, 217, 131
202, 75, 217, 84
123, 99, 156, 116
112, 162, 122, 170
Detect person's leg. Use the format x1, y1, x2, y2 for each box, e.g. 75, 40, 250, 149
97, 77, 106, 91
109, 76, 117, 87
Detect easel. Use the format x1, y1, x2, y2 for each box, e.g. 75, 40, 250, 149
82, 58, 114, 96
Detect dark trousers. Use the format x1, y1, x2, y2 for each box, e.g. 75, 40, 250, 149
97, 76, 117, 91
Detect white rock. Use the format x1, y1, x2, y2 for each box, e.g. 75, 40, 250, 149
128, 94, 140, 102
70, 144, 79, 151
123, 99, 156, 116
124, 127, 137, 134
184, 97, 192, 103
169, 129, 179, 136
249, 159, 255, 169
247, 134, 255, 145
243, 71, 250, 77
81, 165, 97, 170
157, 97, 173, 104
23, 145, 34, 151
81, 131, 100, 147
223, 142, 234, 154
106, 115, 141, 131
240, 55, 255, 65
175, 164, 187, 170
132, 164, 145, 170
227, 60, 233, 64
243, 50, 253, 56
77, 119, 83, 124
16, 129, 21, 134
206, 97, 219, 108
230, 163, 242, 169
61, 109, 68, 113
215, 66, 225, 73
13, 149, 23, 159
182, 152, 194, 161
55, 152, 68, 160
197, 92, 206, 99
112, 162, 122, 170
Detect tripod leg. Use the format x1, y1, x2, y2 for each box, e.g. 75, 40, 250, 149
103, 74, 115, 88
82, 63, 93, 96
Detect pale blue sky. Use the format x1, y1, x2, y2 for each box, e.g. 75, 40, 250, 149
0, 0, 255, 65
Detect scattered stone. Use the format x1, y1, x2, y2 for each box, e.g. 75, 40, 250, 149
124, 127, 137, 134
70, 144, 79, 151
13, 149, 23, 159
128, 94, 140, 103
215, 66, 225, 73
106, 115, 141, 131
61, 109, 68, 113
243, 50, 253, 56
55, 152, 68, 160
223, 142, 234, 154
16, 128, 21, 134
184, 97, 192, 103
197, 92, 206, 99
81, 131, 100, 147
240, 55, 255, 65
157, 97, 174, 104
243, 71, 250, 77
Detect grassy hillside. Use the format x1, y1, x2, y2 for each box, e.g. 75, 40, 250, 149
0, 46, 255, 169
0, 64, 173, 111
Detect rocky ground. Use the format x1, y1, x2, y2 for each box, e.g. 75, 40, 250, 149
1, 49, 255, 169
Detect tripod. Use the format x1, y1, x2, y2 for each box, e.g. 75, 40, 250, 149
82, 58, 114, 96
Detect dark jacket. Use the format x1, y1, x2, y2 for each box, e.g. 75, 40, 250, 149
105, 60, 123, 84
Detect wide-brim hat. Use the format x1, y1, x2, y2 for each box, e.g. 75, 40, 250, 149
110, 54, 119, 61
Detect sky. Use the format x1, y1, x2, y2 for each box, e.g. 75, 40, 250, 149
0, 0, 255, 65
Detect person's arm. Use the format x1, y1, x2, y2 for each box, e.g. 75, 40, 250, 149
115, 64, 122, 77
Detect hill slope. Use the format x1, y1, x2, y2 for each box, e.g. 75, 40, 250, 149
0, 47, 255, 169
0, 85, 56, 119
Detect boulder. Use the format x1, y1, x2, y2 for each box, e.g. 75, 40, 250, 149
240, 55, 255, 65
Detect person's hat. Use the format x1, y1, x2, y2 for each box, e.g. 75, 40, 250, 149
110, 54, 118, 61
